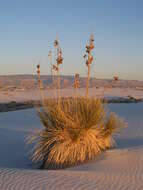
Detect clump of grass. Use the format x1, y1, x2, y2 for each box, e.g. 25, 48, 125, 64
29, 98, 125, 169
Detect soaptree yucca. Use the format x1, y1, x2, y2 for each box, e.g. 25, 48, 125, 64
29, 35, 125, 169
29, 98, 124, 169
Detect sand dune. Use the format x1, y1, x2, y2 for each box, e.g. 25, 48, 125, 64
0, 147, 143, 190
0, 103, 143, 189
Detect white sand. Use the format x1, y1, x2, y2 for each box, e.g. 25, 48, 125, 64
0, 87, 143, 103
0, 103, 143, 189
0, 147, 143, 190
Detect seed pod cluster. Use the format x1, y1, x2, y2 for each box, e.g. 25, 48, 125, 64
53, 39, 63, 70
53, 64, 58, 71
37, 64, 40, 75
113, 76, 119, 81
84, 34, 95, 66
57, 48, 63, 65
54, 39, 59, 47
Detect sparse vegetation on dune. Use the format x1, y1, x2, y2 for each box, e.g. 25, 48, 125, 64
28, 35, 125, 169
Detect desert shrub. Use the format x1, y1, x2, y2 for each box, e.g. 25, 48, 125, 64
29, 98, 125, 169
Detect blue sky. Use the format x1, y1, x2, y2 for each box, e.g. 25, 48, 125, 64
0, 0, 143, 80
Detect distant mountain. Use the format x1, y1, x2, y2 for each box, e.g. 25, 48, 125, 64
0, 75, 143, 90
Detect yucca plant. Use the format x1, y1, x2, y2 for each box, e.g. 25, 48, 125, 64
29, 35, 125, 170
29, 98, 124, 169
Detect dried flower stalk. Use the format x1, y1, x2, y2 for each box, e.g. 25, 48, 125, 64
73, 73, 80, 99
84, 34, 95, 98
53, 38, 63, 106
36, 63, 45, 105
48, 50, 54, 84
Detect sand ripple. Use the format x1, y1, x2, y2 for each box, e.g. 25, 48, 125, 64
0, 147, 143, 190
